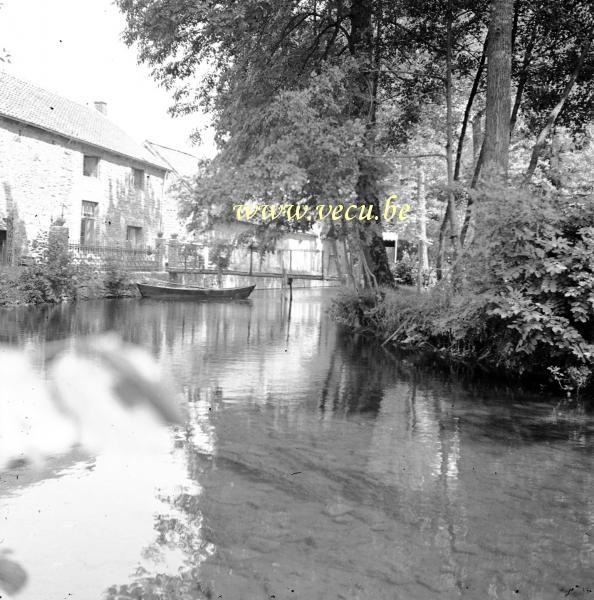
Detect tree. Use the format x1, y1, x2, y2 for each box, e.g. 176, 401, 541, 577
523, 40, 591, 185
482, 0, 513, 178
117, 0, 594, 290
174, 64, 366, 252
117, 0, 395, 286
385, 0, 490, 278
349, 0, 395, 287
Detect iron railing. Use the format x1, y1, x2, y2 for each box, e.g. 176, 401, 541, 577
69, 243, 159, 271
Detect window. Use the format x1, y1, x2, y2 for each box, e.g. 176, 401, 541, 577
133, 168, 145, 190
126, 226, 143, 249
80, 201, 98, 246
83, 156, 100, 177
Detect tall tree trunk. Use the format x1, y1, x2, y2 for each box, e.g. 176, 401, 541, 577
510, 0, 520, 54
483, 0, 514, 179
416, 162, 429, 291
549, 127, 563, 188
435, 214, 448, 281
459, 134, 485, 246
454, 34, 488, 181
509, 19, 536, 134
457, 109, 484, 248
472, 108, 485, 161
445, 0, 460, 258
370, 0, 382, 127
523, 41, 590, 185
437, 0, 461, 280
461, 0, 513, 248
349, 0, 394, 287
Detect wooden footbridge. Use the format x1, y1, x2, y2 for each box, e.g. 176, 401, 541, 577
168, 266, 339, 281
167, 245, 341, 283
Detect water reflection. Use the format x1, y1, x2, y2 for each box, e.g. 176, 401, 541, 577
0, 290, 593, 599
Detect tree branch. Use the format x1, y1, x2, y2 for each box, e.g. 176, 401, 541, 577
454, 33, 488, 181
510, 18, 536, 134
523, 40, 591, 185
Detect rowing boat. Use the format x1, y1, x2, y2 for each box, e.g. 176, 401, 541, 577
137, 281, 256, 301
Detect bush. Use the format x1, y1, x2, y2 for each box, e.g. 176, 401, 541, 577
208, 242, 232, 271
0, 268, 21, 305
17, 236, 79, 304
392, 252, 416, 286
18, 257, 79, 304
467, 187, 594, 386
103, 259, 131, 297
17, 264, 54, 304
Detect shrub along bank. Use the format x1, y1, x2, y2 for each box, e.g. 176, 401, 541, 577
0, 253, 137, 306
330, 188, 594, 397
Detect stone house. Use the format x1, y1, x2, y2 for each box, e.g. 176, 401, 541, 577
0, 71, 186, 264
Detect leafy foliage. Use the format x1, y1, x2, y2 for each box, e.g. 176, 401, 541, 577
116, 0, 401, 284
392, 253, 416, 286
103, 259, 132, 298
331, 187, 594, 394
0, 268, 20, 306
467, 187, 594, 379
177, 63, 366, 238
18, 237, 79, 304
516, 0, 594, 135
15, 233, 93, 304
208, 242, 232, 272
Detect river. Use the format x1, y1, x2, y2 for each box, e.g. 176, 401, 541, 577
0, 289, 592, 599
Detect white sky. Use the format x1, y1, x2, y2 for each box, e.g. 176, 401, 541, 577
0, 0, 216, 157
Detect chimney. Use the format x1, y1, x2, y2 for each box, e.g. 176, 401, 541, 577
94, 101, 107, 116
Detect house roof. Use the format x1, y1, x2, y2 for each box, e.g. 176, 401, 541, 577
0, 71, 168, 171
144, 141, 199, 177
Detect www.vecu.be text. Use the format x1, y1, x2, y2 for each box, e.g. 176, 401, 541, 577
233, 195, 412, 223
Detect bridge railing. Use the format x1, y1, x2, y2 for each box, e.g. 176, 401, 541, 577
167, 242, 328, 278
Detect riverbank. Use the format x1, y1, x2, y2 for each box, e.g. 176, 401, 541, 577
330, 192, 594, 399
329, 286, 594, 399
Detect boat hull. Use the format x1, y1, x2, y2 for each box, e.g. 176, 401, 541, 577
137, 283, 256, 301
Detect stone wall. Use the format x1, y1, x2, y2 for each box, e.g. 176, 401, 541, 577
0, 116, 167, 259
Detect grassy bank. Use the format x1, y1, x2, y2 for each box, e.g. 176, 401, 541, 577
330, 189, 594, 399
329, 286, 593, 398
